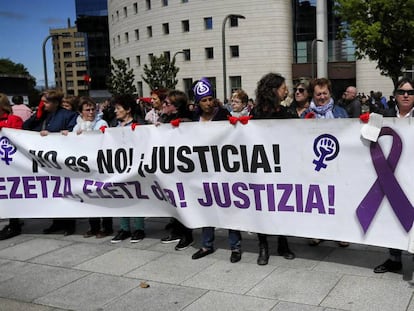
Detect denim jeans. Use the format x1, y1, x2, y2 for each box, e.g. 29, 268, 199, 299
202, 227, 241, 250
119, 217, 144, 231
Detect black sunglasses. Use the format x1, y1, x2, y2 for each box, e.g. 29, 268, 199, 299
293, 87, 306, 94
396, 89, 414, 96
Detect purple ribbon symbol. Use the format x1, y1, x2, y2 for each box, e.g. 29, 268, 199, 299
356, 127, 414, 233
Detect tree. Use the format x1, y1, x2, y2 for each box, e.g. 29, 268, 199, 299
106, 57, 137, 96
0, 58, 36, 89
141, 54, 179, 90
336, 0, 414, 87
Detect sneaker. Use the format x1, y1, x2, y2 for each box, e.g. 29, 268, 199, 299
0, 225, 21, 240
111, 230, 131, 243
130, 230, 145, 243
175, 237, 194, 251
161, 234, 181, 244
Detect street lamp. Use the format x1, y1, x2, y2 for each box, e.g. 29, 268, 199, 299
42, 34, 70, 89
222, 14, 245, 102
172, 50, 186, 63
311, 38, 323, 79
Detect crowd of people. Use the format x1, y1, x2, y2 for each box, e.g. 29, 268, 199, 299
0, 73, 413, 273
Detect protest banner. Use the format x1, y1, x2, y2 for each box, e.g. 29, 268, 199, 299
0, 118, 413, 251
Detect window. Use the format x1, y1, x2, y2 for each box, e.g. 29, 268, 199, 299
111, 14, 114, 23
146, 0, 151, 10
162, 23, 169, 35
147, 26, 152, 38
63, 52, 72, 58
230, 76, 242, 93
164, 51, 171, 61
117, 35, 121, 45
183, 78, 193, 96
116, 10, 119, 21
75, 51, 86, 57
125, 32, 129, 43
126, 57, 130, 68
65, 71, 73, 77
137, 81, 143, 97
162, 0, 168, 6
205, 47, 214, 59
123, 6, 127, 17
182, 0, 188, 3
148, 53, 154, 62
136, 55, 141, 66
230, 45, 239, 57
230, 16, 240, 27
133, 2, 138, 14
113, 38, 116, 46
66, 81, 74, 88
204, 17, 213, 30
134, 29, 139, 40
63, 42, 71, 48
183, 49, 191, 60
182, 20, 190, 32
74, 41, 84, 48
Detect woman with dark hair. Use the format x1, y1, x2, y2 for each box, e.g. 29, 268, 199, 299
251, 72, 297, 265
374, 77, 414, 273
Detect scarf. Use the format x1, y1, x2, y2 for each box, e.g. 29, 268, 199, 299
309, 98, 335, 119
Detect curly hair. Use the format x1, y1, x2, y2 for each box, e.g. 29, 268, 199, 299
254, 73, 285, 118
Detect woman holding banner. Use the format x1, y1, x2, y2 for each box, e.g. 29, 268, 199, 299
251, 72, 297, 265
190, 78, 243, 263
373, 77, 414, 273
23, 89, 78, 236
0, 93, 24, 240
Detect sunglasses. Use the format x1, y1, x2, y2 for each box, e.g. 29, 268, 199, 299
396, 89, 414, 96
293, 87, 306, 94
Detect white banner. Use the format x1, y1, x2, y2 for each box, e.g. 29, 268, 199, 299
1, 118, 414, 251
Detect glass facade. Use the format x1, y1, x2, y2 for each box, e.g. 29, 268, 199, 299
292, 0, 355, 64
75, 0, 111, 92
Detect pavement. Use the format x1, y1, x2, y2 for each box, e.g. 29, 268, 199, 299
0, 217, 414, 311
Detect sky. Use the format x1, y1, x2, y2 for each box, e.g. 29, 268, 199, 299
0, 0, 76, 87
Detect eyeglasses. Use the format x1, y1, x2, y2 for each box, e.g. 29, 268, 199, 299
396, 89, 414, 96
293, 87, 306, 94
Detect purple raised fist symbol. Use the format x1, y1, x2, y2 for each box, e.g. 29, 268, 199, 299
0, 136, 17, 165
312, 134, 339, 171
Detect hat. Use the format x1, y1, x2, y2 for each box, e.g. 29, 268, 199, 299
193, 78, 213, 103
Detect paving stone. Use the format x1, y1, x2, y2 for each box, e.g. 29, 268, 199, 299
30, 242, 113, 268
0, 238, 73, 261
74, 247, 163, 275
103, 281, 206, 311
0, 262, 88, 302
34, 273, 138, 310
183, 290, 277, 311
271, 301, 326, 311
321, 275, 413, 311
182, 261, 275, 294
126, 252, 216, 284
247, 267, 341, 305
0, 297, 62, 311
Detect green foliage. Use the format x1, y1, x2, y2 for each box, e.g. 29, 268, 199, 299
336, 0, 414, 86
141, 54, 179, 90
0, 58, 36, 89
106, 57, 137, 96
